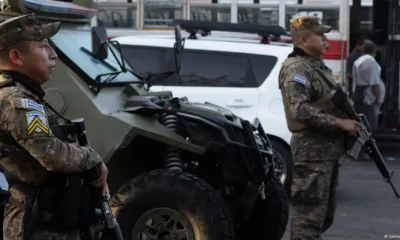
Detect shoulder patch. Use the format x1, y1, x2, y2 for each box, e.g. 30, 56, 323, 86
21, 98, 45, 113
26, 111, 49, 135
294, 74, 307, 85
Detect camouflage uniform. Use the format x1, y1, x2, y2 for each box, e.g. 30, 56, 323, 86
0, 14, 104, 240
279, 16, 349, 240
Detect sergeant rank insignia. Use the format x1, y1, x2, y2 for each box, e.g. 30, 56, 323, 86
26, 111, 49, 135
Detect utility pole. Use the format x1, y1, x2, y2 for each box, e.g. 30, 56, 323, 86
279, 0, 286, 28
253, 0, 260, 24
231, 0, 238, 23
127, 0, 134, 28
212, 0, 218, 22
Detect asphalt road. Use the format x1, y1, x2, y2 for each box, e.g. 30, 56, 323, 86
0, 154, 398, 240
281, 153, 400, 240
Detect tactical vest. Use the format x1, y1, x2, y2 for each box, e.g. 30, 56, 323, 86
0, 78, 97, 239
279, 57, 349, 132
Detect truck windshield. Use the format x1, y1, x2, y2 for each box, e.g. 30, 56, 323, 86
51, 28, 140, 83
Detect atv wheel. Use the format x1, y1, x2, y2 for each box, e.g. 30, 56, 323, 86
110, 169, 235, 240
245, 174, 289, 240
270, 139, 293, 198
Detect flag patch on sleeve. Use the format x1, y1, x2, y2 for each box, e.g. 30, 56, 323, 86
21, 98, 45, 113
294, 75, 307, 85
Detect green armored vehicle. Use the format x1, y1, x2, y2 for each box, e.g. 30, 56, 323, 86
0, 1, 289, 239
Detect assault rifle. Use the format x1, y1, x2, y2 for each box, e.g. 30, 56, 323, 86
330, 85, 400, 199
44, 99, 125, 239
69, 118, 124, 240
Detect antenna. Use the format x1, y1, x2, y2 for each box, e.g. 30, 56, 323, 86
169, 20, 290, 44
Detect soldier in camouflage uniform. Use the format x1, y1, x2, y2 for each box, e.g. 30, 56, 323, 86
0, 14, 109, 239
279, 16, 362, 240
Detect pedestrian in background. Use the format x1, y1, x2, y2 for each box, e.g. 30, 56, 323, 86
346, 36, 368, 98
352, 40, 384, 138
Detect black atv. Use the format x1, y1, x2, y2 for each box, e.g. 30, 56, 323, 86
91, 25, 290, 240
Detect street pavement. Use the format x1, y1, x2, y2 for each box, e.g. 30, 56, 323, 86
281, 153, 400, 240
0, 154, 398, 240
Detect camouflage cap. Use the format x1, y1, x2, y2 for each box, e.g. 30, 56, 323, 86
0, 13, 60, 51
289, 15, 331, 35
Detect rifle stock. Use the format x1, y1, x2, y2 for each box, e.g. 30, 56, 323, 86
330, 85, 400, 199
330, 85, 360, 121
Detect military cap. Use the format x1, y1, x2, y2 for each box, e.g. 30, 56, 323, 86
289, 15, 331, 35
0, 13, 60, 51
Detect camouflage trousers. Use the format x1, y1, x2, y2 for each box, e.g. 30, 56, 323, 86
290, 159, 339, 240
3, 202, 80, 240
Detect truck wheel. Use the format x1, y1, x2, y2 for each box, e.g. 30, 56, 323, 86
110, 169, 235, 240
245, 174, 289, 240
270, 139, 293, 198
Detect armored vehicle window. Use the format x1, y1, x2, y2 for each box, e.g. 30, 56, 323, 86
120, 45, 169, 75
51, 29, 140, 83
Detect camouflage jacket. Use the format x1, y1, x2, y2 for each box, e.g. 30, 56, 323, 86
0, 71, 103, 196
279, 48, 346, 161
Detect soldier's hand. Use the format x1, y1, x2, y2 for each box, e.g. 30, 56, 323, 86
91, 162, 108, 189
102, 183, 110, 200
335, 118, 362, 136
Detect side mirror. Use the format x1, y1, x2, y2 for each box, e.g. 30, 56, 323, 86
174, 25, 184, 55
175, 24, 182, 42
91, 26, 109, 60
173, 25, 185, 74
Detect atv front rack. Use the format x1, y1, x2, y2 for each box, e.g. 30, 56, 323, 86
223, 118, 275, 184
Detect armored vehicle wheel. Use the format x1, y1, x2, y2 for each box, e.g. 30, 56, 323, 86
244, 174, 289, 240
110, 169, 235, 240
270, 139, 293, 198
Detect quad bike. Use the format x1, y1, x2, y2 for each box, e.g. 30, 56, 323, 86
0, 1, 289, 239
89, 25, 289, 240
